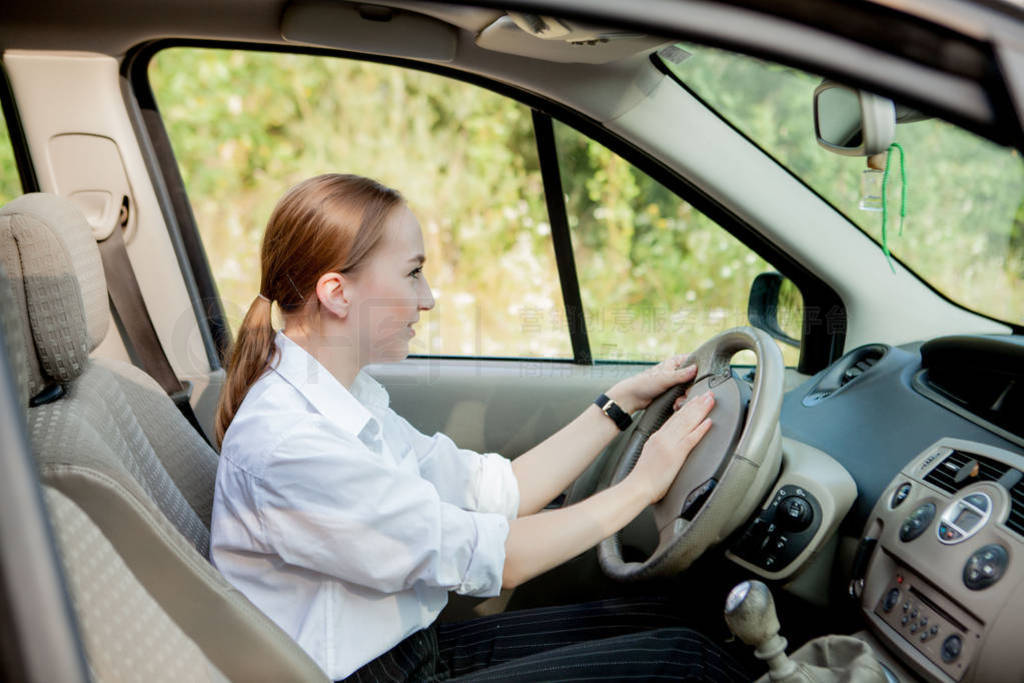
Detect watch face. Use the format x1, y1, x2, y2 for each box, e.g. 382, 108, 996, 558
726, 581, 751, 613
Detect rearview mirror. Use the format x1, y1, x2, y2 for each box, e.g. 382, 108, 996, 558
813, 81, 895, 156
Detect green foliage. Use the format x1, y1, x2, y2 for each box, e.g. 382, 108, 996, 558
151, 48, 564, 358
555, 122, 800, 364
670, 44, 1024, 324
0, 114, 22, 205
149, 47, 804, 365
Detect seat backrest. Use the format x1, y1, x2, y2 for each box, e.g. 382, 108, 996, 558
0, 194, 327, 682
0, 259, 225, 681
45, 485, 230, 683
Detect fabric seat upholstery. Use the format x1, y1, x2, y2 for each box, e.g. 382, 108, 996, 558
0, 262, 225, 681
0, 194, 327, 682
46, 486, 230, 683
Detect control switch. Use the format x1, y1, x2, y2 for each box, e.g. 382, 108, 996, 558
963, 544, 1009, 591
899, 502, 936, 542
941, 635, 962, 663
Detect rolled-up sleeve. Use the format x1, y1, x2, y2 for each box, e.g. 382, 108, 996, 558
254, 416, 508, 598
393, 414, 519, 521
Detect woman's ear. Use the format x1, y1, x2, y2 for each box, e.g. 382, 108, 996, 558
315, 272, 351, 318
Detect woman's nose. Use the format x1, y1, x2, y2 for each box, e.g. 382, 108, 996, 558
419, 277, 435, 311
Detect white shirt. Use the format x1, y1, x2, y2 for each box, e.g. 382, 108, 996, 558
211, 332, 519, 680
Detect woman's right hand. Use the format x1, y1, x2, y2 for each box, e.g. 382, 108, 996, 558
503, 390, 714, 589
627, 391, 715, 505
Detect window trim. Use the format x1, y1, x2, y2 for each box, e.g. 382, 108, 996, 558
0, 63, 39, 194
126, 38, 846, 373
533, 111, 592, 365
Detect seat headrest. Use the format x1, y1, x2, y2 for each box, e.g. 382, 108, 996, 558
0, 262, 30, 413
0, 194, 108, 395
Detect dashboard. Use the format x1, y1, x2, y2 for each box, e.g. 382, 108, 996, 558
769, 335, 1024, 682
863, 438, 1024, 682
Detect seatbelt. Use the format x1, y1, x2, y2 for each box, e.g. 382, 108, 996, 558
96, 216, 211, 444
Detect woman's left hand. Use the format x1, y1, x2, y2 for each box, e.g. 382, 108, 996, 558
605, 354, 698, 414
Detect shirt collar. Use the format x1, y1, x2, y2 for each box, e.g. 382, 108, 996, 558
271, 331, 388, 441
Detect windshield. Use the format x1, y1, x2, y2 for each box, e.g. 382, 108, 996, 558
660, 43, 1024, 325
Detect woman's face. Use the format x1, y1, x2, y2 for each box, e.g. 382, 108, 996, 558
347, 204, 435, 364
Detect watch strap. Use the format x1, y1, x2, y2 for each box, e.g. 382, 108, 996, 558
594, 393, 632, 431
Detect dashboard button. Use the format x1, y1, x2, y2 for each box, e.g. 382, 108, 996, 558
899, 503, 936, 542
964, 493, 989, 511
938, 522, 962, 542
941, 635, 962, 663
778, 496, 813, 532
964, 544, 1009, 590
882, 588, 900, 612
891, 483, 912, 508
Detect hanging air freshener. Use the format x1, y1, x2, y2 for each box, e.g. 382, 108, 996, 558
859, 159, 884, 212
880, 142, 907, 273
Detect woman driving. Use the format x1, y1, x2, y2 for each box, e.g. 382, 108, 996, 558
210, 173, 749, 682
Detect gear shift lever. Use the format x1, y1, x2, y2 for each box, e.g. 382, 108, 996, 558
724, 580, 890, 683
724, 580, 797, 680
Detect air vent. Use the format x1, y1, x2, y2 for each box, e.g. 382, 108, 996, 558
923, 450, 1010, 494
802, 344, 889, 407
840, 352, 882, 386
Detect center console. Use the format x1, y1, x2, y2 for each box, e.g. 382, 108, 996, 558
859, 438, 1024, 682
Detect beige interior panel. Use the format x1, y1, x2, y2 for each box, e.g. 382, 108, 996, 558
281, 0, 459, 61
862, 438, 1024, 682
725, 437, 857, 583
368, 357, 644, 457
3, 50, 214, 407
48, 133, 137, 241
373, 361, 810, 459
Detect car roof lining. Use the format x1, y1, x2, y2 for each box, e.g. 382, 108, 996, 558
0, 0, 1014, 143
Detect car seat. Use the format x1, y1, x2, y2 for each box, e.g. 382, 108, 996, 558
0, 193, 327, 681
0, 256, 227, 681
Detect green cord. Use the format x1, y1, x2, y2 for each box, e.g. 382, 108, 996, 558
880, 142, 907, 273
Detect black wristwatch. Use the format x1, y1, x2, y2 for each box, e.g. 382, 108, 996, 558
594, 393, 633, 431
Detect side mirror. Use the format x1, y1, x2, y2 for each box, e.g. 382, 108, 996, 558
748, 272, 801, 348
813, 80, 895, 156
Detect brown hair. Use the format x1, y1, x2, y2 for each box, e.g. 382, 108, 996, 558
214, 173, 404, 445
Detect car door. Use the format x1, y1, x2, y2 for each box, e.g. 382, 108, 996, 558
138, 45, 824, 460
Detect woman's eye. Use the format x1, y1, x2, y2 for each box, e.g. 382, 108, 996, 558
409, 267, 423, 279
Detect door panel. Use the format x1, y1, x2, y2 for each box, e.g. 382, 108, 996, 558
369, 358, 644, 459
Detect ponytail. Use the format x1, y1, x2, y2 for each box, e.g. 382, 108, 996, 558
215, 294, 277, 446
214, 173, 404, 447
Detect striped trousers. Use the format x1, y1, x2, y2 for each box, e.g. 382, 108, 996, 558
342, 596, 753, 682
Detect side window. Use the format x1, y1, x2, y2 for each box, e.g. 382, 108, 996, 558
553, 121, 802, 365
149, 49, 571, 359
0, 110, 21, 204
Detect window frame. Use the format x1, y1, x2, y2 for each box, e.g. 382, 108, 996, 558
0, 63, 38, 195
126, 38, 846, 373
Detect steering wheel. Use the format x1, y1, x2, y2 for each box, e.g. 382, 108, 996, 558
597, 326, 785, 580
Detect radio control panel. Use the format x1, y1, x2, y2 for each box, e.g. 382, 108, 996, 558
874, 568, 980, 681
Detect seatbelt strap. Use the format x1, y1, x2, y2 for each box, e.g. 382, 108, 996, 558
96, 224, 210, 443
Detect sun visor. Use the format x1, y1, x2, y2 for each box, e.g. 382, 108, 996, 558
281, 0, 458, 62
476, 14, 666, 64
